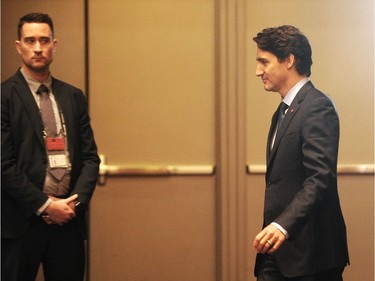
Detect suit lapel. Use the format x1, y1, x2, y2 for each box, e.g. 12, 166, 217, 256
266, 108, 279, 164
267, 82, 313, 170
13, 71, 45, 147
52, 78, 75, 160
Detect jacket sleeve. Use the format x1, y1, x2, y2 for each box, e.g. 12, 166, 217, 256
1, 82, 49, 217
68, 89, 101, 210
274, 96, 340, 238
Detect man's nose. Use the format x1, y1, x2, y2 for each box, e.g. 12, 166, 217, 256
34, 41, 42, 52
255, 65, 263, 76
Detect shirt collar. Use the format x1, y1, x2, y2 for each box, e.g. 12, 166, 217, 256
282, 77, 309, 106
20, 68, 52, 93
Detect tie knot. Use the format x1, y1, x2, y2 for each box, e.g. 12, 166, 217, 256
279, 102, 289, 115
37, 84, 49, 95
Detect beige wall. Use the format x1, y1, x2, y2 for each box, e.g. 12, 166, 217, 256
88, 0, 215, 165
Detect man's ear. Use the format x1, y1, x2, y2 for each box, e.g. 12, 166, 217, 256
15, 40, 21, 55
286, 54, 295, 70
53, 38, 58, 52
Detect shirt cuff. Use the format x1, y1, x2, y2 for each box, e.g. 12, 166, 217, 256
271, 222, 289, 239
35, 198, 53, 216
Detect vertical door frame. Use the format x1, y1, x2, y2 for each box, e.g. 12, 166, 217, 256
84, 1, 91, 280
215, 0, 249, 281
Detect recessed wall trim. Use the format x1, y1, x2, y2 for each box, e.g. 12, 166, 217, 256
247, 164, 375, 175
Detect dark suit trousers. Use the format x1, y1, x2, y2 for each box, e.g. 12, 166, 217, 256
1, 216, 85, 281
257, 254, 344, 281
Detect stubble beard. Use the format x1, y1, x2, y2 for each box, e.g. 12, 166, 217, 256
24, 59, 51, 75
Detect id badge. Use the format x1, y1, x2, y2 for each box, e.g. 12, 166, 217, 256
49, 154, 69, 168
46, 137, 65, 151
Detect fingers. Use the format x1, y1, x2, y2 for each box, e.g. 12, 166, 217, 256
266, 239, 275, 250
253, 233, 272, 254
263, 237, 280, 254
253, 225, 286, 254
64, 194, 78, 204
42, 215, 54, 225
42, 215, 63, 226
254, 235, 276, 254
42, 214, 71, 226
43, 195, 79, 225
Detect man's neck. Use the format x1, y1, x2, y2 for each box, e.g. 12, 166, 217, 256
21, 65, 50, 83
280, 74, 307, 98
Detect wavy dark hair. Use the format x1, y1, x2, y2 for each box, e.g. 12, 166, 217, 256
17, 12, 54, 40
253, 25, 312, 77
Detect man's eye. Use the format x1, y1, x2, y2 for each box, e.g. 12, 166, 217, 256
257, 58, 268, 65
24, 38, 35, 44
40, 38, 50, 44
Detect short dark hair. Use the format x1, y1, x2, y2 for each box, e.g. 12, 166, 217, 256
17, 12, 54, 40
253, 25, 312, 77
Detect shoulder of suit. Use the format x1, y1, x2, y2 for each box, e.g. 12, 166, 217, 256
1, 70, 28, 96
2, 70, 23, 84
300, 82, 330, 101
51, 76, 83, 94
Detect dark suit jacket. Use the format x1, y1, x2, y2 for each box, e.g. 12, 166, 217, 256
255, 81, 349, 277
1, 70, 100, 240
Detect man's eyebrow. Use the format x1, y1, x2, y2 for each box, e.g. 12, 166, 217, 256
256, 57, 268, 62
23, 36, 50, 39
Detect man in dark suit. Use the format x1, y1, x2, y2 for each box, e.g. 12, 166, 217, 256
1, 13, 100, 281
251, 25, 349, 280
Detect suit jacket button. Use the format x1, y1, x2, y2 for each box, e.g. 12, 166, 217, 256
266, 182, 271, 187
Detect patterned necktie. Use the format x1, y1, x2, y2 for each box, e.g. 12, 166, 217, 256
37, 84, 57, 136
37, 84, 66, 181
